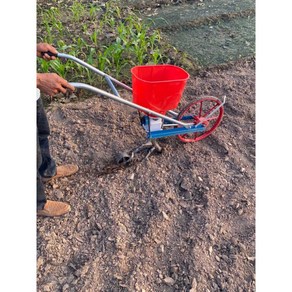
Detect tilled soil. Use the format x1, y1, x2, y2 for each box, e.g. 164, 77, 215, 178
37, 58, 255, 292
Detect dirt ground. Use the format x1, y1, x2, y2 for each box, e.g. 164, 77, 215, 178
37, 57, 255, 291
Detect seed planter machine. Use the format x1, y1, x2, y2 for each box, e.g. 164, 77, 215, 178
45, 52, 226, 164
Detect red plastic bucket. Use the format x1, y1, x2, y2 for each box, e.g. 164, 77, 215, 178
131, 65, 189, 115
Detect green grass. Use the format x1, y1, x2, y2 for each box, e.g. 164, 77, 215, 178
37, 0, 173, 91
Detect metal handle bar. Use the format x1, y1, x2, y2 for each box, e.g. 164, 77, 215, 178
42, 51, 131, 96
57, 53, 132, 93
195, 95, 227, 127
70, 82, 194, 128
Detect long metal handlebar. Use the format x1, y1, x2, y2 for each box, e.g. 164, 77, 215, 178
70, 82, 194, 128
57, 53, 132, 92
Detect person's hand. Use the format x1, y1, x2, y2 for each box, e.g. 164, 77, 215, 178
37, 73, 75, 96
37, 43, 58, 61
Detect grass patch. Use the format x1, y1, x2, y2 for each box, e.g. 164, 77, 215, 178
37, 0, 190, 96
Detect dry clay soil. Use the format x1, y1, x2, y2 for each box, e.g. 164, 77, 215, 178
37, 57, 255, 292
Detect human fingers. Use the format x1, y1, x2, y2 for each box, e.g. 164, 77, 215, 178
42, 52, 57, 61
56, 84, 67, 95
59, 78, 75, 92
37, 43, 58, 60
44, 45, 58, 60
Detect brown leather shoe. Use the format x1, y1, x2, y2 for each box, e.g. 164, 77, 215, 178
42, 164, 79, 182
37, 200, 71, 217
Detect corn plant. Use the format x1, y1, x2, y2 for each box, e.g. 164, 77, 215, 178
151, 49, 162, 64
89, 4, 100, 20
70, 0, 86, 22
49, 59, 67, 78
37, 0, 167, 90
90, 30, 99, 47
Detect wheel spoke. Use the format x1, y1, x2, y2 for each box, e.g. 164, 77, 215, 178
205, 115, 220, 122
199, 100, 203, 117
202, 102, 219, 117
177, 97, 224, 142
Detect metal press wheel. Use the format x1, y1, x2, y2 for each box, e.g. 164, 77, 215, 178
177, 96, 224, 142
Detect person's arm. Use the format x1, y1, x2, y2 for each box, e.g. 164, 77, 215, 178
37, 43, 58, 61
36, 43, 74, 96
37, 73, 75, 96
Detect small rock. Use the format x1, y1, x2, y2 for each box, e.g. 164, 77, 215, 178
215, 255, 220, 262
128, 173, 135, 180
154, 238, 161, 244
219, 226, 226, 234
247, 256, 256, 262
53, 189, 64, 199
180, 178, 192, 191
195, 204, 204, 209
179, 201, 189, 208
66, 274, 75, 284
209, 234, 215, 241
219, 143, 229, 153
74, 264, 89, 277
197, 176, 203, 182
238, 242, 246, 251
114, 274, 123, 280
170, 264, 179, 274
69, 263, 77, 270
209, 246, 213, 255
43, 284, 52, 292
164, 277, 175, 285
64, 142, 71, 150
37, 256, 44, 269
190, 277, 198, 292
162, 211, 170, 221
62, 284, 70, 291
238, 209, 244, 215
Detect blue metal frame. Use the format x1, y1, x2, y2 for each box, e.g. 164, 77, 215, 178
147, 124, 206, 139
141, 116, 205, 139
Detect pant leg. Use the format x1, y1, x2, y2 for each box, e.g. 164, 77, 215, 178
37, 128, 46, 210
37, 98, 56, 178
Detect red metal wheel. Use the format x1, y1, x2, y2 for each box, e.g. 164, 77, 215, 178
177, 96, 224, 142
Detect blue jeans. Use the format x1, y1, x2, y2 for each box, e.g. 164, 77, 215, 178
37, 98, 57, 210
